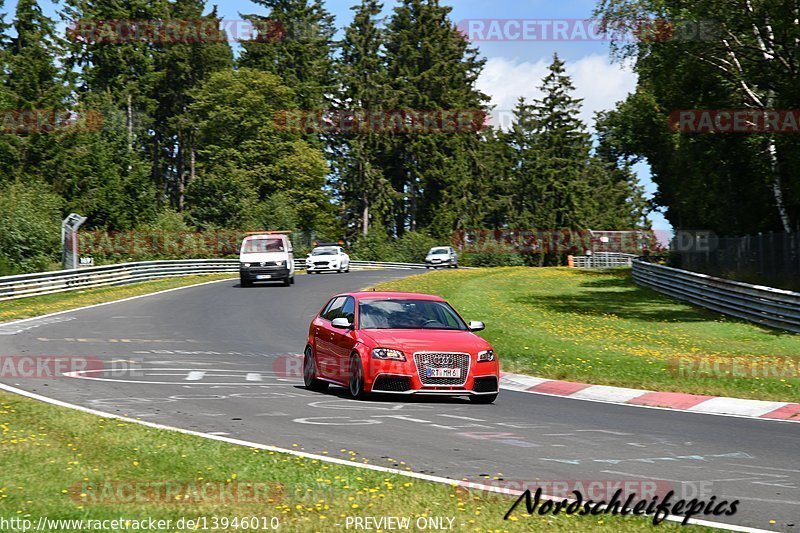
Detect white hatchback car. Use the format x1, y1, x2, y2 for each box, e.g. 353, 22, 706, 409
425, 246, 458, 268
306, 246, 350, 273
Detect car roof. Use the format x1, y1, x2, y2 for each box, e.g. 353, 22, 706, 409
344, 291, 445, 302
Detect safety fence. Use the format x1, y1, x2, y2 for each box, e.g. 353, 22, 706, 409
570, 252, 638, 268
632, 260, 800, 333
0, 260, 430, 301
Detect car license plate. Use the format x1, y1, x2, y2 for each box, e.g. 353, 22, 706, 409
427, 367, 460, 378
256, 274, 271, 279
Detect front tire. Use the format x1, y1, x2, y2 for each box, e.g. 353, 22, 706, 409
303, 347, 328, 392
469, 393, 497, 404
348, 355, 369, 400
240, 275, 252, 288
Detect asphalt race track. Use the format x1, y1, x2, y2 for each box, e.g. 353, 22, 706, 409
0, 271, 797, 532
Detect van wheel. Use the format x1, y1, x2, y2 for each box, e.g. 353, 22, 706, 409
240, 276, 252, 288
290, 276, 295, 285
283, 277, 291, 287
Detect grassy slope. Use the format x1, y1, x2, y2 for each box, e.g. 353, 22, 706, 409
0, 274, 235, 323
374, 268, 800, 402
0, 392, 717, 532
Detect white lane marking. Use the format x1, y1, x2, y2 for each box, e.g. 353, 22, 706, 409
294, 417, 381, 426
0, 382, 773, 533
245, 373, 263, 382
0, 277, 234, 328
439, 414, 485, 422
0, 316, 76, 335
372, 415, 433, 424
726, 463, 800, 474
185, 371, 206, 381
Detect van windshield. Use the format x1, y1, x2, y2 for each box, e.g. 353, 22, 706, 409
243, 238, 284, 253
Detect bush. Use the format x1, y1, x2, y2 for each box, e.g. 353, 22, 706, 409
391, 231, 440, 263
460, 242, 526, 267
0, 180, 63, 275
350, 225, 394, 261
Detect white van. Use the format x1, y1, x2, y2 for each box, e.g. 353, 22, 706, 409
239, 232, 295, 287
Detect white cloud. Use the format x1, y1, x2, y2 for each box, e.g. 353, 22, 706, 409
477, 54, 637, 130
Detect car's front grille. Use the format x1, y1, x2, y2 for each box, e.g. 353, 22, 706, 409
472, 376, 499, 393
414, 352, 470, 386
313, 261, 331, 266
372, 375, 412, 392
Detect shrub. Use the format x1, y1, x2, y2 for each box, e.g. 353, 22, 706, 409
0, 180, 63, 275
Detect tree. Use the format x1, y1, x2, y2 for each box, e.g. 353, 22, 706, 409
4, 0, 67, 180
336, 0, 394, 236
595, 0, 800, 234
186, 68, 331, 233
152, 0, 233, 210
527, 54, 594, 229
238, 0, 336, 111
383, 0, 488, 235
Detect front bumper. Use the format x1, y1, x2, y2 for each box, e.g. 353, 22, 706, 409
426, 259, 454, 266
366, 356, 499, 395
306, 262, 340, 271
240, 266, 290, 281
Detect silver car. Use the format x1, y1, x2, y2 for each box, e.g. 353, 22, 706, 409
425, 246, 458, 268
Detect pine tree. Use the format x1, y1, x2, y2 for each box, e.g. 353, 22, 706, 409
238, 0, 335, 111
527, 54, 593, 229
383, 0, 488, 235
4, 0, 67, 180
152, 0, 233, 210
336, 0, 394, 236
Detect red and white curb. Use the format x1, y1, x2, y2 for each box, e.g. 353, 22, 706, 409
500, 372, 800, 423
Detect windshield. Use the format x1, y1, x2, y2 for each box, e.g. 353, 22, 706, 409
430, 248, 449, 255
311, 247, 338, 256
242, 238, 284, 253
359, 299, 467, 330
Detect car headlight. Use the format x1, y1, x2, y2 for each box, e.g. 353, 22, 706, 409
242, 263, 251, 267
276, 260, 285, 267
477, 350, 495, 362
372, 348, 406, 361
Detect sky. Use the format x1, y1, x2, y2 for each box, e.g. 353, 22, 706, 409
11, 0, 669, 232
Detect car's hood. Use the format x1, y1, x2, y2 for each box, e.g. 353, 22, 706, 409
240, 252, 287, 263
359, 329, 490, 354
308, 254, 338, 260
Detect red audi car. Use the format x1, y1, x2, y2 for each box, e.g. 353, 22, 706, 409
303, 291, 500, 403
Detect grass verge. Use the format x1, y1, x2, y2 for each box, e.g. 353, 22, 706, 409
0, 390, 720, 532
373, 267, 800, 403
0, 275, 235, 323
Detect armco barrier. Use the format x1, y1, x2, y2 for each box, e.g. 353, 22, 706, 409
632, 260, 800, 333
0, 260, 431, 302
571, 252, 637, 268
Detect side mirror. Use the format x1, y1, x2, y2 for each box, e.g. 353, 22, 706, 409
331, 318, 352, 329
468, 320, 485, 332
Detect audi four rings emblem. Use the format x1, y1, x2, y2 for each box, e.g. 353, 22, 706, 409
431, 354, 452, 365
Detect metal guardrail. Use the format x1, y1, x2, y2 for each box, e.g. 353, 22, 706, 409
0, 259, 433, 301
572, 252, 638, 268
632, 260, 800, 333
